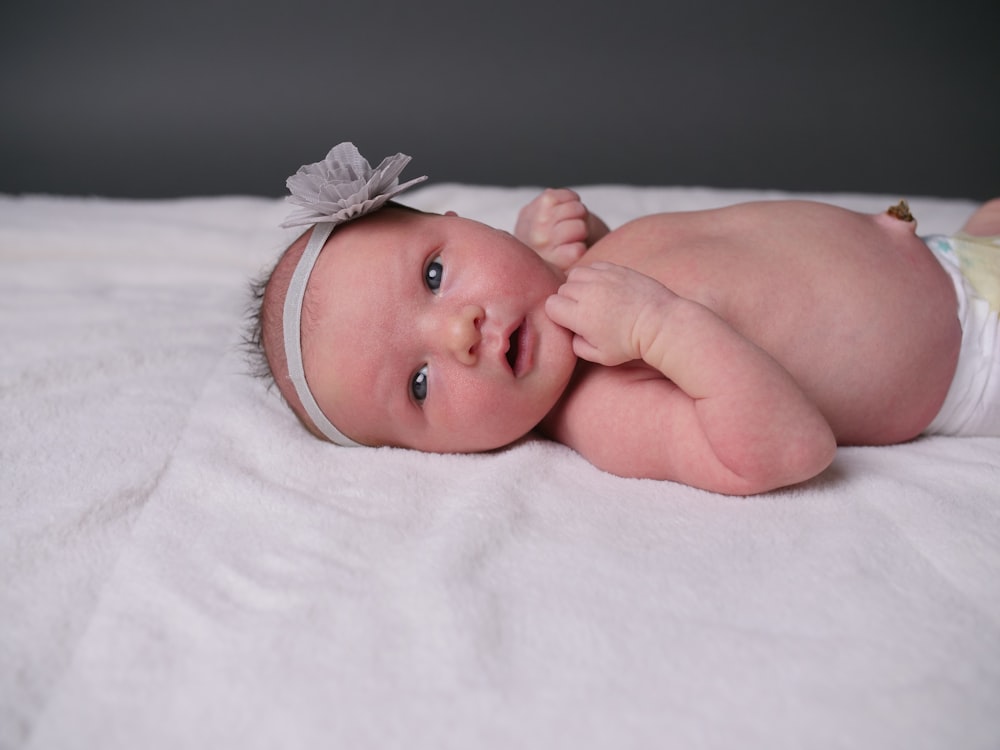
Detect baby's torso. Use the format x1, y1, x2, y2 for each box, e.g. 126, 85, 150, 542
572, 200, 961, 444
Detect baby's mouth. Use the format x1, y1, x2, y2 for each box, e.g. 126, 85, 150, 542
505, 323, 522, 374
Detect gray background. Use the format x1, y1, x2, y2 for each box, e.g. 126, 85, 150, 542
2, 0, 997, 200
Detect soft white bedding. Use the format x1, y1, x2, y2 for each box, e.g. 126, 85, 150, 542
2, 185, 998, 749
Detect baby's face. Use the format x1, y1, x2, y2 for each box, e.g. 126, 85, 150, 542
300, 208, 577, 452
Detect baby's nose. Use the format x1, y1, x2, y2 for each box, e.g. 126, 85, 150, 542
445, 304, 484, 365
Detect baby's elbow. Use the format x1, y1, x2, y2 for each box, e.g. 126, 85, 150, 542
729, 426, 837, 495
779, 427, 837, 488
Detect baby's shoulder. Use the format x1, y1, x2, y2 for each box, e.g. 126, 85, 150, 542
583, 208, 731, 269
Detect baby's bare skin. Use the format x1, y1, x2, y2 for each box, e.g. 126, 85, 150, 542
529, 195, 961, 492
573, 201, 959, 443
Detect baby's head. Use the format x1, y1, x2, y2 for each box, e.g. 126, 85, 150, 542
251, 144, 577, 453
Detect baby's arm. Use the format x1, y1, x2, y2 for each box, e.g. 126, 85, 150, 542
545, 263, 837, 494
515, 189, 611, 271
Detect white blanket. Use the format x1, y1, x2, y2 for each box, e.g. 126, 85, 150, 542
2, 186, 998, 750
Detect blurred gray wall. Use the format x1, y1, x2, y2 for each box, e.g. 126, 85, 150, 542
2, 0, 997, 199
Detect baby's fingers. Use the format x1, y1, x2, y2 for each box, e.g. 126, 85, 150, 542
571, 335, 606, 364
548, 241, 587, 269
544, 290, 578, 329
540, 187, 583, 209
549, 217, 587, 246
544, 293, 604, 362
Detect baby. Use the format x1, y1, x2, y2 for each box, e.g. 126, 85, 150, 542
249, 143, 1000, 495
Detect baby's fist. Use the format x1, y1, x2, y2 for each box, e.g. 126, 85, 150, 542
514, 188, 591, 270
545, 262, 676, 366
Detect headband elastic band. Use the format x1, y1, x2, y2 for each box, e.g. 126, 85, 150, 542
281, 222, 362, 446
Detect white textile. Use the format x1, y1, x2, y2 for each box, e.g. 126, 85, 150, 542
2, 187, 998, 750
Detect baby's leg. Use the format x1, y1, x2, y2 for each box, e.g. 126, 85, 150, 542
961, 198, 1000, 236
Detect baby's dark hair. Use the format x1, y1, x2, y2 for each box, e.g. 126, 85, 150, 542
242, 264, 277, 388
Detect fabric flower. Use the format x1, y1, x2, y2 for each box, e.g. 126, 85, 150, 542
281, 142, 428, 228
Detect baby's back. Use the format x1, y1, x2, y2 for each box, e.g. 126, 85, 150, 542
580, 201, 960, 443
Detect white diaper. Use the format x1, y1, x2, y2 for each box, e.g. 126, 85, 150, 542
923, 234, 1000, 437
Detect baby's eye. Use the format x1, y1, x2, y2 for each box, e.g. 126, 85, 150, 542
424, 256, 443, 292
411, 365, 429, 403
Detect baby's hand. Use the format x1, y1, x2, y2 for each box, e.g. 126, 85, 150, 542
545, 262, 676, 366
514, 188, 593, 270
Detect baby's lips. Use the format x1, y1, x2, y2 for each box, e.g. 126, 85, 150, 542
501, 317, 531, 376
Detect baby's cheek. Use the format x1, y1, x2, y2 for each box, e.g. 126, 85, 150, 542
444, 375, 515, 440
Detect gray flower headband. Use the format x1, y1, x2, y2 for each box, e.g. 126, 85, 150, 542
281, 142, 427, 446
